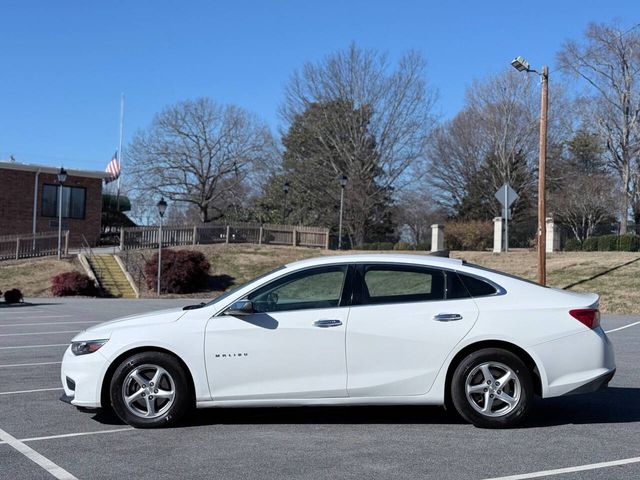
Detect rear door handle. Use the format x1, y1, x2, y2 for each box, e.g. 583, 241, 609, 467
433, 313, 463, 322
313, 319, 343, 328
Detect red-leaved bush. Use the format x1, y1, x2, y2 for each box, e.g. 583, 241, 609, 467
51, 272, 99, 297
144, 249, 211, 294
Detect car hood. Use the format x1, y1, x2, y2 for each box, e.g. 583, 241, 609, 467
75, 307, 187, 339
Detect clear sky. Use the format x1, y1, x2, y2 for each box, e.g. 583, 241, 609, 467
1, 0, 637, 172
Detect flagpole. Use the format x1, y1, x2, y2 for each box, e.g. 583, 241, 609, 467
116, 93, 124, 213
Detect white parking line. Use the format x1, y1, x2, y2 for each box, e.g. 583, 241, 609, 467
0, 427, 134, 445
0, 387, 63, 395
0, 427, 78, 480
0, 361, 62, 368
606, 320, 640, 333
0, 315, 73, 320
0, 330, 78, 337
0, 321, 99, 327
0, 344, 68, 350
482, 456, 640, 479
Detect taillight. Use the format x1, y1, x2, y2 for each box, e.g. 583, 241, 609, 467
569, 308, 600, 329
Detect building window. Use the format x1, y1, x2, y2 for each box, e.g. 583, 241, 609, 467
41, 184, 86, 219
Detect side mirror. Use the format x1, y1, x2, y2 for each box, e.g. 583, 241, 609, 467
226, 300, 254, 316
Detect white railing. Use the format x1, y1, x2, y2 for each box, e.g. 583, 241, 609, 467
0, 231, 69, 261
119, 222, 330, 251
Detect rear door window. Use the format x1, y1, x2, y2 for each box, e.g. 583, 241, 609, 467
361, 265, 445, 305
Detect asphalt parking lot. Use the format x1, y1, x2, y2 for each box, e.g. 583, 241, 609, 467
0, 298, 638, 480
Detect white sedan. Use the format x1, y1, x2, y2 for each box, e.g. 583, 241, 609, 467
61, 254, 615, 428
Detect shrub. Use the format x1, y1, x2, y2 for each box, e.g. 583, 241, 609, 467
597, 234, 618, 252
353, 242, 395, 251
563, 239, 582, 252
144, 249, 211, 294
582, 236, 599, 252
393, 241, 415, 251
618, 233, 640, 252
4, 288, 23, 304
51, 272, 99, 297
415, 242, 430, 251
445, 220, 493, 251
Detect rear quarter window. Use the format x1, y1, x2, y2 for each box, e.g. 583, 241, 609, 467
458, 273, 499, 297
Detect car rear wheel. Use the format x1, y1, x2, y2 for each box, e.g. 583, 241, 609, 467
110, 351, 191, 428
451, 348, 533, 428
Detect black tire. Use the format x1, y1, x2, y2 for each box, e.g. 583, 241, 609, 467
451, 348, 533, 428
110, 351, 191, 428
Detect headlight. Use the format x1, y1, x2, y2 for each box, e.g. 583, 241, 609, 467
71, 339, 108, 356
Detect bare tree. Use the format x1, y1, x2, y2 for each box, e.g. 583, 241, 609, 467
279, 44, 438, 245
429, 70, 540, 216
128, 98, 277, 223
558, 22, 640, 234
395, 189, 445, 244
550, 173, 616, 242
429, 68, 570, 221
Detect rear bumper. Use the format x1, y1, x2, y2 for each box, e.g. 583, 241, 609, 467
530, 326, 616, 398
563, 368, 615, 396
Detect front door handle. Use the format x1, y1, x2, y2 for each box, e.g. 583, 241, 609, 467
313, 319, 343, 328
433, 313, 463, 322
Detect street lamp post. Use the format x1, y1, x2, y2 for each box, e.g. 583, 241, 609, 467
338, 175, 347, 250
56, 167, 67, 260
511, 56, 549, 286
282, 182, 290, 224
156, 197, 167, 296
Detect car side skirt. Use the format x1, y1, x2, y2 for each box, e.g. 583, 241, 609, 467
196, 395, 442, 409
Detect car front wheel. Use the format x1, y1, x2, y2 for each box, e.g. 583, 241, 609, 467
451, 348, 533, 428
110, 351, 191, 428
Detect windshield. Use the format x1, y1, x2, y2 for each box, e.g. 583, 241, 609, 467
204, 265, 287, 307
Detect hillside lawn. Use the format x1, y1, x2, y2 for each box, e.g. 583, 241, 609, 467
1, 245, 638, 314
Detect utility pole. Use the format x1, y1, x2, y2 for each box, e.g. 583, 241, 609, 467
511, 56, 548, 286
538, 66, 549, 286
338, 175, 347, 249
282, 182, 289, 224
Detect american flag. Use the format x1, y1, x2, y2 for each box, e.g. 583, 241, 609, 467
105, 151, 120, 184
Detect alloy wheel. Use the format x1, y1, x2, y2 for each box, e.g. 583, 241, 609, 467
121, 364, 176, 419
465, 361, 521, 417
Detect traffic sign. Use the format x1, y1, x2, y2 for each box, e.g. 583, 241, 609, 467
495, 183, 518, 253
495, 183, 518, 208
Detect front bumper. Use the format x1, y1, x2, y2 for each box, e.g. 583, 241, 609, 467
60, 345, 109, 408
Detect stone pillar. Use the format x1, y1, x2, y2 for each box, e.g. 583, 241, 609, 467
431, 224, 444, 252
546, 217, 559, 253
493, 217, 503, 253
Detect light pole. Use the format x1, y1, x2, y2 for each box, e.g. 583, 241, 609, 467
338, 175, 347, 250
511, 56, 548, 286
282, 182, 290, 224
56, 167, 67, 260
156, 197, 167, 296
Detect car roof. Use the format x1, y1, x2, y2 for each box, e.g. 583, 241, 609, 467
285, 253, 463, 270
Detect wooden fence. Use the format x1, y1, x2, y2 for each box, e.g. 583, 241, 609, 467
120, 223, 330, 251
0, 231, 69, 261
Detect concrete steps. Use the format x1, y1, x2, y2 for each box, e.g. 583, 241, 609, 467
88, 254, 137, 298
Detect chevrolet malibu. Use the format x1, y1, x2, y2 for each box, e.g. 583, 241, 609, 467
61, 254, 615, 428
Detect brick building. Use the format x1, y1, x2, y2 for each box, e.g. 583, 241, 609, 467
0, 161, 109, 247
